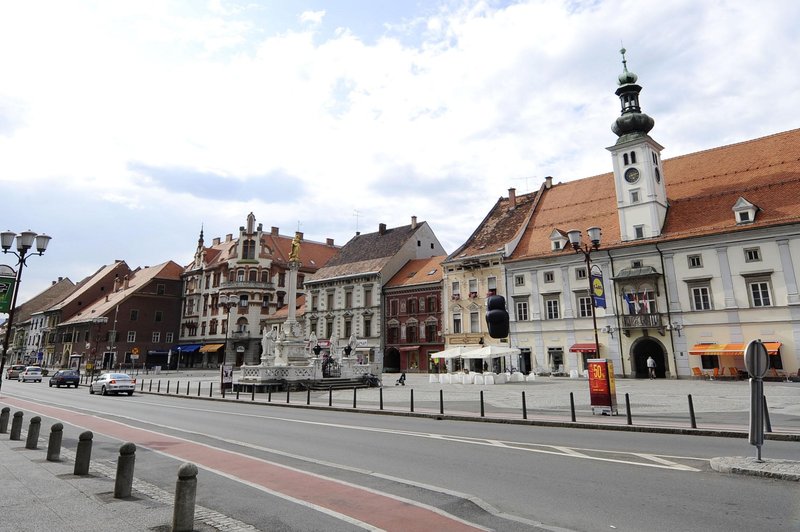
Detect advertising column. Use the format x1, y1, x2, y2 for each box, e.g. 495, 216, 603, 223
588, 358, 618, 415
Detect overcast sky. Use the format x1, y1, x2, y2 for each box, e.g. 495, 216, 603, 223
1, 0, 798, 303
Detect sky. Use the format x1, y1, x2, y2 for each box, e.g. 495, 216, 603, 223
1, 0, 799, 304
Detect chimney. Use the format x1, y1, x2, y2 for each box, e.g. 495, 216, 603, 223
123, 275, 129, 290
213, 237, 220, 245
225, 233, 233, 242
411, 216, 417, 229
326, 238, 334, 246
508, 187, 517, 210
113, 275, 121, 292
545, 176, 553, 189
379, 223, 387, 235
271, 226, 279, 236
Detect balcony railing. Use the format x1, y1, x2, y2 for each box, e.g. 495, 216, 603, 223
621, 313, 663, 333
221, 280, 275, 290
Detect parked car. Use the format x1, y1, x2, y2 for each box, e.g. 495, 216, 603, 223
49, 369, 80, 388
6, 364, 27, 380
18, 366, 43, 383
89, 372, 135, 396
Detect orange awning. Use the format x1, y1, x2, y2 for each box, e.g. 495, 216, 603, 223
689, 342, 781, 356
199, 343, 225, 353
569, 343, 597, 353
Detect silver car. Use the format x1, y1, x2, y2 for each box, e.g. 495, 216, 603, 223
18, 366, 43, 383
89, 372, 135, 396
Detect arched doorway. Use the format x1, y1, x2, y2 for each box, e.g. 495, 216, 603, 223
631, 337, 667, 379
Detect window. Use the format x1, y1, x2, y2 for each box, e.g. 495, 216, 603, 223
468, 279, 478, 298
738, 211, 750, 223
427, 295, 437, 312
166, 332, 173, 343
631, 260, 643, 268
325, 320, 333, 338
515, 300, 529, 321
470, 311, 480, 333
261, 271, 270, 283
363, 318, 371, 337
210, 320, 218, 334
344, 319, 352, 338
364, 287, 372, 307
487, 277, 497, 296
748, 278, 772, 307
278, 273, 286, 287
453, 313, 462, 334
576, 267, 587, 280
407, 298, 417, 313
387, 325, 400, 344
406, 324, 418, 343
130, 309, 139, 321
688, 255, 703, 269
157, 284, 165, 295
744, 247, 761, 262
239, 295, 248, 307
630, 151, 637, 163
426, 322, 437, 341
623, 153, 629, 165
544, 271, 555, 283
652, 152, 657, 164
263, 294, 272, 308
452, 281, 461, 299
544, 295, 560, 320
345, 291, 353, 308
154, 311, 163, 322
152, 332, 161, 343
577, 295, 593, 318
237, 269, 245, 282
630, 189, 640, 203
514, 275, 525, 287
327, 292, 334, 310
127, 331, 136, 342
690, 284, 712, 311
389, 300, 399, 316
634, 225, 645, 239
242, 239, 255, 259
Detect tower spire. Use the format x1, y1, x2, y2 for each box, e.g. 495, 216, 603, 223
611, 48, 654, 143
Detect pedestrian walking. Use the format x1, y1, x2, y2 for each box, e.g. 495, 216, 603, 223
647, 355, 656, 379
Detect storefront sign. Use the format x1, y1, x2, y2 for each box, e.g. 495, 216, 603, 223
588, 358, 618, 415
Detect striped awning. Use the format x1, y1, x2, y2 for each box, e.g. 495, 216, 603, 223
689, 342, 782, 356
199, 343, 225, 353
569, 343, 597, 353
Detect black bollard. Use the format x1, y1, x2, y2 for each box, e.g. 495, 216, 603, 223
157, 380, 161, 393
167, 381, 171, 394
0, 406, 10, 433
480, 390, 485, 417
353, 386, 357, 409
209, 382, 213, 397
328, 386, 332, 407
47, 423, 63, 461
625, 393, 632, 425
688, 394, 697, 429
410, 388, 415, 413
268, 389, 272, 402
149, 380, 153, 392
74, 431, 94, 475
177, 381, 181, 395
522, 391, 527, 420
570, 392, 576, 422
114, 442, 136, 499
172, 462, 198, 532
222, 382, 226, 398
25, 416, 41, 449
197, 382, 201, 397
763, 396, 772, 433
10, 411, 23, 440
186, 381, 190, 396
141, 379, 144, 391
287, 386, 291, 404
379, 387, 384, 410
439, 389, 444, 415
307, 388, 311, 405
251, 385, 255, 402
236, 388, 240, 400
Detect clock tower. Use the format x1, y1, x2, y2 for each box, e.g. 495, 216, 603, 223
607, 48, 668, 242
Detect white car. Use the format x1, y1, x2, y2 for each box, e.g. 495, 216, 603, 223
89, 372, 135, 396
18, 366, 43, 383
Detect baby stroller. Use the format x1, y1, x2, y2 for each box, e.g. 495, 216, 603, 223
395, 372, 406, 386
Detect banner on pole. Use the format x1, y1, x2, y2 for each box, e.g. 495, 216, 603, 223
591, 266, 606, 309
0, 274, 16, 313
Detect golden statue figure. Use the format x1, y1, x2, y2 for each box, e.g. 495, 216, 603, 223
289, 232, 301, 261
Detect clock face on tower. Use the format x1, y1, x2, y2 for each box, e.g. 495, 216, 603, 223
624, 167, 640, 183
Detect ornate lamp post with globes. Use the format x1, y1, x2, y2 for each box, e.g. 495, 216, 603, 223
567, 226, 602, 359
218, 294, 238, 366
0, 229, 51, 394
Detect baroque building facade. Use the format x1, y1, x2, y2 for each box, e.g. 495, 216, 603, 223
500, 52, 800, 379
178, 213, 339, 367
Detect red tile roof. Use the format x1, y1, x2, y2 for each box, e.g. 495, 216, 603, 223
510, 128, 800, 260
385, 256, 446, 288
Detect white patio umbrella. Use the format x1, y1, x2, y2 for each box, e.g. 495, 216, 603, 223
459, 345, 520, 359
430, 346, 479, 359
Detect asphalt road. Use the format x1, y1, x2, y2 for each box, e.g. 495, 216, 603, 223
2, 379, 799, 531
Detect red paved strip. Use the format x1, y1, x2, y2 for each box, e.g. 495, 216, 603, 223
1, 397, 485, 531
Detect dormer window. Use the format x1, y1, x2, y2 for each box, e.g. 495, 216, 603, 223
732, 197, 757, 225
549, 229, 568, 252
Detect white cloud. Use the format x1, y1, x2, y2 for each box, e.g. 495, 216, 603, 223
1, 0, 799, 301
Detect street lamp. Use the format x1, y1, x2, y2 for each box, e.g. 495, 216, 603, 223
89, 317, 108, 382
218, 294, 237, 367
0, 229, 51, 394
568, 226, 602, 360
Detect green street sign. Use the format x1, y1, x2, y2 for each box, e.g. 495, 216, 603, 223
0, 275, 16, 313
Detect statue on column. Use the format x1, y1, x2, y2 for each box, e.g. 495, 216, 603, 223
261, 328, 276, 357
289, 232, 301, 262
